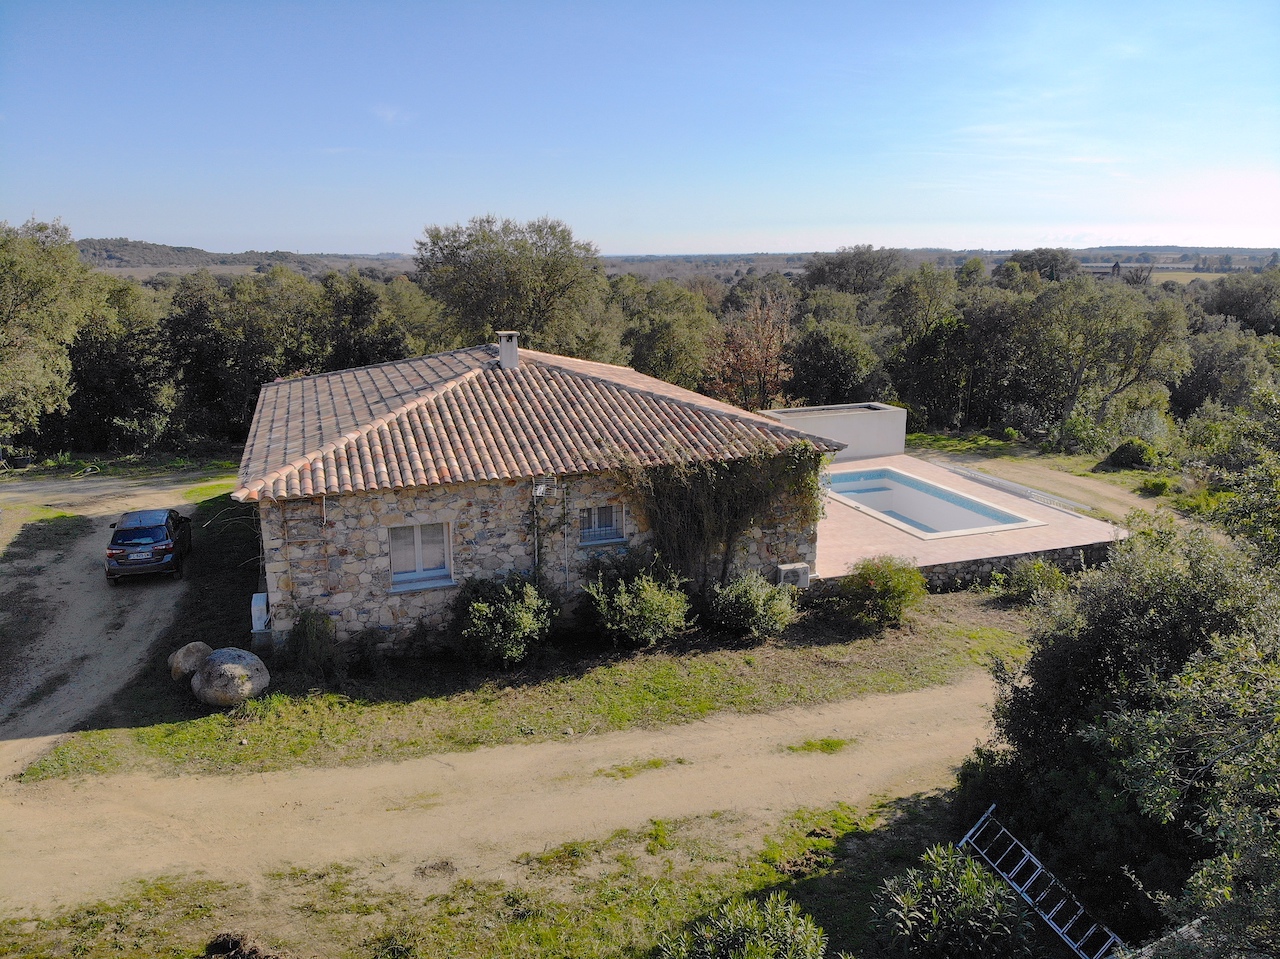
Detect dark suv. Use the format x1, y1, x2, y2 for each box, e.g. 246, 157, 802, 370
105, 509, 192, 584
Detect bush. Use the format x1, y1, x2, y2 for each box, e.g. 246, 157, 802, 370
577, 548, 660, 591
705, 570, 798, 639
1171, 480, 1230, 517
998, 515, 1276, 759
873, 844, 1034, 958
1001, 557, 1071, 604
286, 607, 343, 686
1059, 414, 1111, 453
1138, 475, 1173, 497
450, 575, 552, 668
958, 517, 1280, 940
583, 570, 690, 648
345, 627, 386, 679
1105, 437, 1160, 469
838, 555, 927, 628
657, 892, 831, 959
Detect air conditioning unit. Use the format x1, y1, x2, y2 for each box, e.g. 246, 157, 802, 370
776, 562, 811, 589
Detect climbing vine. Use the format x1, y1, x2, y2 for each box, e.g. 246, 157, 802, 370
623, 441, 826, 593
526, 478, 568, 593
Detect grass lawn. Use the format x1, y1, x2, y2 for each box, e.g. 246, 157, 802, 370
905, 432, 1020, 457
0, 794, 991, 959
908, 430, 1152, 489
0, 448, 241, 482
22, 495, 1030, 781
907, 430, 1209, 522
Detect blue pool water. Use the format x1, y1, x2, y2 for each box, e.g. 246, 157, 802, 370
827, 468, 1029, 536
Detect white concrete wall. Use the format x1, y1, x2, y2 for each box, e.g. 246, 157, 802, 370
762, 403, 906, 461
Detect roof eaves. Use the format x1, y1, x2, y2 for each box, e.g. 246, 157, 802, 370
234, 360, 496, 502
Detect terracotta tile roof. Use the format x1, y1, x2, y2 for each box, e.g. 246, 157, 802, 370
234, 345, 843, 502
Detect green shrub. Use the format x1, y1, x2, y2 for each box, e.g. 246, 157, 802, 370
1059, 414, 1111, 453
1001, 557, 1071, 604
657, 892, 831, 959
839, 555, 926, 628
344, 627, 386, 679
1001, 426, 1020, 442
1105, 436, 1159, 469
578, 547, 661, 591
705, 570, 798, 639
1172, 481, 1231, 516
450, 575, 552, 667
583, 570, 690, 648
1137, 475, 1173, 496
286, 607, 343, 686
873, 844, 1034, 958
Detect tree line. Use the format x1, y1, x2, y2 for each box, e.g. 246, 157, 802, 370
3, 214, 1280, 464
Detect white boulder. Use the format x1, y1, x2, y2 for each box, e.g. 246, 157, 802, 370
168, 641, 214, 681
191, 647, 270, 707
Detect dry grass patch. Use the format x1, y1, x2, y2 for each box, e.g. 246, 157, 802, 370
595, 756, 689, 779
0, 797, 963, 959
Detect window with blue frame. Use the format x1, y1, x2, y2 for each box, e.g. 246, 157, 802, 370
580, 505, 623, 543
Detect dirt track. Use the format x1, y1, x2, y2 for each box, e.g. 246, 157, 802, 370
0, 673, 994, 914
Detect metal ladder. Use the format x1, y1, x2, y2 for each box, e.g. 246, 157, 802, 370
960, 805, 1125, 959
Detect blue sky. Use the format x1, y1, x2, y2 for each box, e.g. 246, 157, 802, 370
1, 1, 1276, 254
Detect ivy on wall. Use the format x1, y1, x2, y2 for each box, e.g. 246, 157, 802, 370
623, 441, 826, 592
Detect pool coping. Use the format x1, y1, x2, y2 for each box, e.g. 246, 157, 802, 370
825, 465, 1045, 540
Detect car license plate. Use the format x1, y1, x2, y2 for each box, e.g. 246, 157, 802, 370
132, 551, 153, 561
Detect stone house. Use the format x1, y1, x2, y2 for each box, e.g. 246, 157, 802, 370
233, 333, 842, 643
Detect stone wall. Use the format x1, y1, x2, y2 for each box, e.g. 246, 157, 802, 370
725, 486, 819, 577
917, 542, 1111, 591
259, 468, 817, 648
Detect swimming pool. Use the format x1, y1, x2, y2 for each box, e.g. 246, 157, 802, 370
826, 467, 1041, 539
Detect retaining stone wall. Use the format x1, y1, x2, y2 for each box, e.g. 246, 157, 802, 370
917, 542, 1112, 591
805, 542, 1112, 598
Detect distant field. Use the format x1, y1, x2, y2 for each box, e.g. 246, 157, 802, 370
90, 255, 415, 280
1154, 271, 1214, 283
94, 264, 263, 280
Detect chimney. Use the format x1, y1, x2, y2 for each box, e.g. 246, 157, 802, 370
497, 330, 519, 370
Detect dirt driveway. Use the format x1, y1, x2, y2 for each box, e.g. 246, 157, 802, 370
0, 672, 994, 914
0, 471, 231, 777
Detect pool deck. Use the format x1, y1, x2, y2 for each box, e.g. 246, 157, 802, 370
814, 454, 1122, 579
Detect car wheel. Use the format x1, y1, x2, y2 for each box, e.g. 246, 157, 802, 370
172, 562, 183, 581
107, 576, 119, 587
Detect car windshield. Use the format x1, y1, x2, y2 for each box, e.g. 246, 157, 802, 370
111, 526, 167, 546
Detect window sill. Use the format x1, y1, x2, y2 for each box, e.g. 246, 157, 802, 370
389, 576, 457, 594
580, 534, 627, 546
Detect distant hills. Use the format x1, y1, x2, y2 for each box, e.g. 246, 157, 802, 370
77, 237, 1277, 282
76, 238, 413, 279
